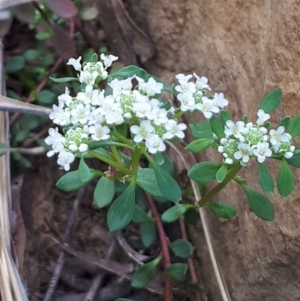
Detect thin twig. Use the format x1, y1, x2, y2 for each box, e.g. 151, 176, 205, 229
83, 240, 116, 301
166, 141, 232, 301
116, 231, 149, 265
9, 146, 45, 155
43, 188, 85, 301
146, 193, 172, 301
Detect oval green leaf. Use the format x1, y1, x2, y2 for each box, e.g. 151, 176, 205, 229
277, 159, 294, 197
49, 76, 78, 83
210, 115, 225, 138
165, 263, 188, 282
188, 162, 222, 183
78, 157, 92, 184
216, 164, 228, 183
161, 204, 193, 223
137, 168, 164, 198
241, 185, 274, 221
185, 138, 212, 153
169, 239, 194, 259
258, 87, 282, 113
107, 182, 136, 232
140, 222, 156, 248
258, 163, 274, 194
5, 56, 25, 73
220, 110, 231, 123
287, 153, 300, 168
206, 202, 237, 219
287, 115, 300, 138
132, 204, 152, 223
93, 177, 115, 208
131, 257, 161, 288
189, 122, 213, 139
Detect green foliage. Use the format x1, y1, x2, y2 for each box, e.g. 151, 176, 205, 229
93, 177, 115, 208
220, 110, 231, 123
5, 56, 25, 73
165, 263, 188, 281
161, 204, 194, 223
169, 239, 194, 259
258, 87, 282, 113
189, 122, 213, 139
35, 90, 56, 105
206, 203, 237, 219
184, 208, 200, 225
216, 164, 228, 183
154, 151, 164, 165
241, 184, 274, 221
137, 168, 164, 198
107, 182, 136, 231
277, 159, 294, 197
287, 115, 300, 138
132, 205, 152, 223
140, 222, 157, 248
258, 163, 274, 194
210, 115, 225, 139
131, 257, 161, 288
278, 116, 290, 128
78, 157, 93, 184
56, 170, 95, 192
185, 138, 213, 153
49, 76, 78, 83
188, 162, 222, 183
287, 153, 300, 168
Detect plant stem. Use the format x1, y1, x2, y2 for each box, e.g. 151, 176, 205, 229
146, 193, 172, 301
112, 131, 133, 146
197, 162, 242, 207
110, 145, 123, 166
88, 150, 135, 176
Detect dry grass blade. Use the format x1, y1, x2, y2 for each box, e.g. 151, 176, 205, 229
0, 39, 29, 301
166, 141, 232, 301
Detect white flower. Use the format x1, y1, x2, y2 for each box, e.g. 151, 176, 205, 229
253, 142, 272, 163
132, 102, 152, 118
67, 56, 82, 71
109, 78, 133, 97
57, 150, 75, 171
256, 109, 270, 126
213, 92, 228, 108
70, 103, 91, 125
130, 120, 154, 143
148, 107, 168, 125
196, 97, 219, 118
284, 145, 295, 159
89, 124, 110, 141
88, 108, 105, 125
91, 89, 105, 106
163, 120, 187, 139
269, 126, 291, 146
58, 88, 72, 107
193, 73, 211, 90
175, 74, 196, 94
45, 127, 65, 157
49, 105, 70, 126
234, 143, 253, 165
224, 120, 245, 139
138, 77, 163, 97
105, 109, 124, 125
100, 53, 118, 69
145, 135, 166, 154
177, 92, 195, 112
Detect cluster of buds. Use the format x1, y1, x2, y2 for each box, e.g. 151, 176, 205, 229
218, 109, 295, 166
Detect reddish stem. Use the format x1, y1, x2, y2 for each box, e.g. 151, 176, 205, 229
146, 193, 172, 301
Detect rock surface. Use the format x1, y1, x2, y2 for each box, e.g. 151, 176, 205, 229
100, 1, 300, 300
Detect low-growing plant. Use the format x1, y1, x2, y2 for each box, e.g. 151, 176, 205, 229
45, 53, 300, 300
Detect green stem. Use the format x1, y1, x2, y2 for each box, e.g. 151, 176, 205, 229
111, 145, 123, 166
112, 131, 133, 146
88, 150, 135, 176
197, 162, 242, 207
174, 110, 184, 120
131, 146, 142, 177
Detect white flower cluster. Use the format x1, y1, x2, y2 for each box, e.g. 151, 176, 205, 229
175, 73, 228, 118
218, 109, 295, 166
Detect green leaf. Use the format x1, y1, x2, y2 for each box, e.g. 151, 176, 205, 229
131, 257, 161, 288
287, 153, 300, 168
132, 204, 152, 223
49, 76, 78, 83
0, 142, 8, 156
35, 90, 56, 105
184, 208, 200, 225
242, 115, 248, 124
165, 263, 188, 281
91, 53, 98, 62
155, 151, 164, 165
287, 115, 300, 138
140, 222, 157, 248
5, 56, 25, 73
189, 122, 213, 139
216, 164, 228, 183
206, 203, 237, 219
137, 168, 164, 198
277, 159, 294, 197
258, 87, 282, 113
241, 185, 274, 221
107, 182, 136, 231
188, 162, 222, 183
151, 161, 182, 202
278, 116, 290, 128
169, 239, 194, 259
220, 110, 231, 123
258, 163, 274, 194
150, 154, 174, 175
78, 157, 92, 184
108, 65, 176, 95
161, 204, 194, 223
23, 49, 41, 61
210, 116, 225, 138
56, 170, 94, 192
185, 138, 212, 153
93, 177, 115, 208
